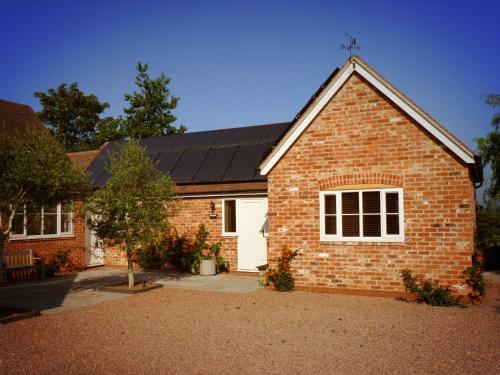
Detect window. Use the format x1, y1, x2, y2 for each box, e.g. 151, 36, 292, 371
11, 202, 73, 238
223, 199, 237, 235
319, 189, 403, 242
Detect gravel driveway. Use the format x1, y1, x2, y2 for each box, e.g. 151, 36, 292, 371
1, 278, 499, 374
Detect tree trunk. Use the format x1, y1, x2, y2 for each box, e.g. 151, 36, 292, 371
0, 231, 5, 285
127, 249, 134, 288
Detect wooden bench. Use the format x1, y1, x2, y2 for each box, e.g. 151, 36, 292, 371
3, 249, 45, 281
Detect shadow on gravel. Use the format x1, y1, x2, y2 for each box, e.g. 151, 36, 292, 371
0, 269, 190, 316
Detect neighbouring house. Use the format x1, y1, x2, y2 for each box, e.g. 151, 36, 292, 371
5, 56, 483, 296
1, 99, 101, 270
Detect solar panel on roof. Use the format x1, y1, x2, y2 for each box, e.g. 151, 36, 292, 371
86, 122, 293, 186
223, 143, 269, 181
155, 150, 184, 175
169, 149, 211, 183
213, 125, 267, 146
193, 146, 238, 182
140, 134, 178, 153
171, 130, 219, 150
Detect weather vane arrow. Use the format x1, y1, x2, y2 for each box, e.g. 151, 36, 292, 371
341, 33, 361, 59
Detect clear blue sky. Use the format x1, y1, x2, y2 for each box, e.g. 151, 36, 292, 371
1, 0, 499, 152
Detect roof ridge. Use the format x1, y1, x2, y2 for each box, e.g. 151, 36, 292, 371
0, 98, 35, 109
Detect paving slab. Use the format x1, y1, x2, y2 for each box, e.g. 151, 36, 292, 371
0, 268, 260, 316
158, 274, 260, 293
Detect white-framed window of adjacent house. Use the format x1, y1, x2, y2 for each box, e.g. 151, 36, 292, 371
319, 188, 404, 242
222, 199, 237, 236
10, 202, 73, 239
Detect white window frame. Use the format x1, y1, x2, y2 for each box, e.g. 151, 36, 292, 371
319, 188, 404, 242
222, 199, 238, 236
10, 202, 73, 240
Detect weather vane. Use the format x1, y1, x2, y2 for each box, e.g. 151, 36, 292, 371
341, 33, 360, 59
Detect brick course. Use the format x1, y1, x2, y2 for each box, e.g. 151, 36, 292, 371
267, 73, 475, 293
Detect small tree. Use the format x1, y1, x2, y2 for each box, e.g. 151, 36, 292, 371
0, 130, 91, 283
123, 62, 186, 139
85, 140, 176, 287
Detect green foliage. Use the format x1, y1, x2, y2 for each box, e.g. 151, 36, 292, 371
476, 94, 500, 199
45, 249, 76, 277
123, 62, 186, 139
135, 225, 229, 274
476, 202, 500, 270
463, 250, 486, 303
180, 224, 228, 274
135, 245, 163, 270
85, 140, 177, 260
401, 269, 463, 307
272, 271, 295, 292
34, 83, 120, 151
266, 245, 299, 292
0, 129, 91, 228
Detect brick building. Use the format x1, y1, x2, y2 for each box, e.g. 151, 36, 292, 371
4, 57, 482, 295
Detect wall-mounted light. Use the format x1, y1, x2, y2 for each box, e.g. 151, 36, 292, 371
209, 201, 217, 219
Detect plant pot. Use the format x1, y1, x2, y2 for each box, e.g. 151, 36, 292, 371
200, 259, 216, 276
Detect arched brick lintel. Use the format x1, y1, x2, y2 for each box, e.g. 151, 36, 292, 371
318, 173, 403, 190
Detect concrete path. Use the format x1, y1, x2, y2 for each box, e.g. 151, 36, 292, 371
158, 273, 261, 293
0, 268, 260, 315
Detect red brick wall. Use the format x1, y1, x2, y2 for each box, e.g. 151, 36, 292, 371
4, 203, 86, 269
103, 196, 240, 270
267, 73, 476, 293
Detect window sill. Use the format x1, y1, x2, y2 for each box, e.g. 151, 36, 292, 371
222, 232, 238, 237
320, 236, 404, 243
9, 234, 75, 241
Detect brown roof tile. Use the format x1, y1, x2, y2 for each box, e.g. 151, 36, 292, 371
0, 99, 45, 136
67, 149, 101, 170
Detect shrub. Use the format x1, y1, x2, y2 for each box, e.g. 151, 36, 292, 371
136, 245, 163, 270
401, 269, 463, 307
463, 249, 486, 303
136, 224, 230, 274
45, 249, 76, 277
266, 245, 299, 292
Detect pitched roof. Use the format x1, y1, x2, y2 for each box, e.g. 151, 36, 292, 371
260, 56, 477, 175
67, 149, 102, 169
0, 99, 45, 136
88, 122, 291, 187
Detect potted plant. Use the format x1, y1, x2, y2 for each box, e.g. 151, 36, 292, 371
199, 246, 216, 276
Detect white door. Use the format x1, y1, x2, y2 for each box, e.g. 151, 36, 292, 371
237, 198, 268, 272
85, 216, 104, 267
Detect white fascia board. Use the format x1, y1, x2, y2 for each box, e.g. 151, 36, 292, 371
354, 64, 475, 164
260, 62, 474, 176
260, 64, 355, 176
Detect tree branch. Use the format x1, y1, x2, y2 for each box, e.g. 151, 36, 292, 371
3, 208, 15, 236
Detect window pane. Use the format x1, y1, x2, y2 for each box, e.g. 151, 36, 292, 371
12, 213, 24, 235
27, 213, 42, 235
325, 215, 336, 235
324, 195, 336, 215
362, 191, 380, 213
342, 215, 360, 237
60, 213, 72, 233
386, 193, 399, 213
363, 215, 381, 236
386, 214, 400, 235
43, 214, 57, 235
224, 200, 236, 233
342, 192, 359, 214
